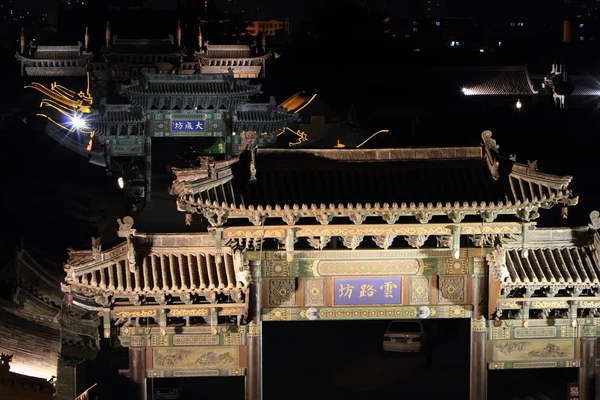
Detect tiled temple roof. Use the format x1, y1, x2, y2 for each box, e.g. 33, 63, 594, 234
0, 368, 55, 399
171, 132, 577, 225
233, 103, 299, 133
63, 231, 247, 307
120, 72, 261, 95
204, 44, 251, 58
487, 227, 600, 289
106, 38, 181, 55
571, 77, 600, 96
437, 66, 537, 96
90, 103, 146, 124
18, 45, 91, 60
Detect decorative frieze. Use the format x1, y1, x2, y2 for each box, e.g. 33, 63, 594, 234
267, 279, 296, 306
173, 335, 220, 346
304, 279, 325, 306
409, 277, 430, 304
438, 276, 466, 304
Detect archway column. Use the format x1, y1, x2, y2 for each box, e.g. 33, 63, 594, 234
246, 259, 263, 400
470, 273, 488, 400
579, 336, 596, 400
128, 341, 147, 400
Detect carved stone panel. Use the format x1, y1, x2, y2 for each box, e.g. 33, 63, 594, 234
409, 277, 430, 305
304, 278, 325, 306
266, 259, 291, 277
268, 278, 296, 306
438, 276, 466, 304
437, 256, 468, 275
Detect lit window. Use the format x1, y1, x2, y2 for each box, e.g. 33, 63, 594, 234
518, 22, 524, 27
413, 27, 417, 32
435, 21, 440, 26
450, 41, 455, 46
580, 23, 585, 28
479, 49, 484, 53
498, 41, 502, 46
580, 36, 585, 40
510, 22, 515, 26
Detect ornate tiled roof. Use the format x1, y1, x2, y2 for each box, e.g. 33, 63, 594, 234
119, 72, 262, 110
106, 38, 181, 55
487, 227, 600, 291
120, 72, 261, 95
233, 103, 299, 133
571, 77, 600, 96
171, 132, 577, 225
204, 44, 251, 58
63, 229, 248, 307
438, 66, 537, 96
90, 102, 146, 125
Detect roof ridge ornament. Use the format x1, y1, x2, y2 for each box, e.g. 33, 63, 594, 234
589, 210, 600, 230
481, 130, 500, 180
481, 130, 499, 153
117, 216, 135, 237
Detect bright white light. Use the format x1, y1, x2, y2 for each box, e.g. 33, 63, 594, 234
71, 115, 86, 130
461, 88, 473, 95
118, 177, 124, 189
516, 99, 522, 109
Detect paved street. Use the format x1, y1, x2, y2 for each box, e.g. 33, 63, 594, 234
261, 320, 577, 400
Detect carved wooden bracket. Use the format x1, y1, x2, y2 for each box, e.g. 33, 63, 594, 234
202, 208, 229, 227
447, 211, 465, 223
373, 235, 396, 250
307, 236, 331, 250
349, 212, 366, 225
341, 235, 364, 250
415, 211, 432, 224
404, 235, 429, 248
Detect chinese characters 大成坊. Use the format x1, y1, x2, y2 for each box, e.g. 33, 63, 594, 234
171, 120, 205, 132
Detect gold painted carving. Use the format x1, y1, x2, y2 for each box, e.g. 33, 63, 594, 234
169, 309, 209, 317
173, 335, 220, 346
225, 230, 286, 239
582, 326, 597, 337
499, 302, 521, 309
317, 307, 418, 320
304, 279, 325, 306
530, 301, 569, 309
471, 319, 487, 332
315, 260, 421, 276
114, 309, 157, 318
514, 327, 557, 339
130, 335, 146, 347
228, 368, 244, 376
410, 277, 430, 304
512, 361, 558, 369
219, 307, 244, 316
580, 301, 600, 308
247, 325, 262, 337
438, 276, 466, 303
561, 326, 576, 338
299, 226, 448, 236
220, 223, 522, 240
268, 279, 296, 306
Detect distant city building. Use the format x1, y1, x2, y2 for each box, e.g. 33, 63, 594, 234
247, 18, 290, 36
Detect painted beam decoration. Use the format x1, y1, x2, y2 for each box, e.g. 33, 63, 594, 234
334, 277, 401, 305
